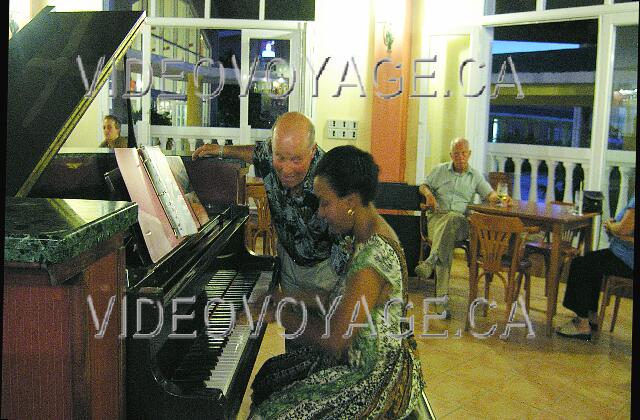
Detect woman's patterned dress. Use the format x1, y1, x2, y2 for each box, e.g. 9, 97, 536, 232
252, 234, 425, 419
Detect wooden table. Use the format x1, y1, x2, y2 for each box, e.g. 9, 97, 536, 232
467, 200, 597, 336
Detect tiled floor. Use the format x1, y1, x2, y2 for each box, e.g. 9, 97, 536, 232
238, 250, 632, 419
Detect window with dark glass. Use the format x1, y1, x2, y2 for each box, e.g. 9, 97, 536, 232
546, 0, 602, 9
487, 0, 536, 15
211, 0, 259, 19
265, 0, 315, 21
489, 20, 598, 200
248, 38, 291, 129
205, 30, 242, 128
607, 25, 637, 152
490, 20, 597, 148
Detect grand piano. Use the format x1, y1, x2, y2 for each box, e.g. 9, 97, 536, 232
4, 8, 277, 420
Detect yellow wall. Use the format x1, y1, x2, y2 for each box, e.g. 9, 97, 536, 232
65, 83, 109, 147
425, 35, 470, 167
405, 0, 427, 183
411, 0, 483, 180
311, 0, 375, 153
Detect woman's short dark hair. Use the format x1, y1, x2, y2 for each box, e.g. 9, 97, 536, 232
314, 145, 379, 205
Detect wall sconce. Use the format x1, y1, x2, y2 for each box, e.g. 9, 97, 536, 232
382, 22, 394, 53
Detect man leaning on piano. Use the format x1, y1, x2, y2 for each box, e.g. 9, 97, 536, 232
193, 112, 348, 348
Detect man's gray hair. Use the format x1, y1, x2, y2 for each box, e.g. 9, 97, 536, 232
450, 137, 469, 152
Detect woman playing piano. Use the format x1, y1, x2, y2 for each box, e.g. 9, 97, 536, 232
250, 146, 426, 419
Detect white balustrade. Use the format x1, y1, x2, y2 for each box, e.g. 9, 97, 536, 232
512, 157, 523, 200
187, 138, 197, 153
545, 159, 558, 202
147, 125, 244, 154
488, 143, 636, 250
582, 163, 590, 191
604, 150, 636, 223
496, 156, 507, 173
529, 159, 540, 203
488, 143, 592, 204
486, 155, 498, 173
562, 161, 576, 203
616, 165, 635, 216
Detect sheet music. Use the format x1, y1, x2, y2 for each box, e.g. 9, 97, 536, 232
165, 156, 210, 226
115, 148, 184, 262
139, 146, 198, 238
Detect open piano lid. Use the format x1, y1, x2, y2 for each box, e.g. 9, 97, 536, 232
6, 7, 145, 197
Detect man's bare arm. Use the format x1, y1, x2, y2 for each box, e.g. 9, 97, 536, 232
419, 184, 437, 210
192, 144, 255, 164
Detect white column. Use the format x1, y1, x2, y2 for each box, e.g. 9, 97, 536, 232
487, 154, 497, 173
602, 165, 613, 222
562, 161, 576, 203
616, 165, 634, 216
545, 160, 558, 203
187, 138, 197, 153
158, 136, 168, 150
581, 163, 590, 190
496, 156, 507, 173
140, 23, 152, 146
528, 159, 540, 203
512, 158, 523, 200
599, 165, 613, 249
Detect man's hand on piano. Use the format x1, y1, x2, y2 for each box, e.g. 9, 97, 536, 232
192, 144, 220, 160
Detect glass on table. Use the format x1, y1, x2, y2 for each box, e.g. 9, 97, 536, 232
572, 190, 583, 215
496, 182, 509, 207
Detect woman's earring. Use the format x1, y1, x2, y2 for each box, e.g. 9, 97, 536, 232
347, 208, 355, 217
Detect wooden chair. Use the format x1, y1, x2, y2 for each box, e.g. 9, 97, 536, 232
524, 202, 586, 311
245, 183, 276, 255
597, 275, 633, 333
466, 212, 538, 327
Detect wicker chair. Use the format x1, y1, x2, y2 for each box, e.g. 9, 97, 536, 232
245, 183, 276, 255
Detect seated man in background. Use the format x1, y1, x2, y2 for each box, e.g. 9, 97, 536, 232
416, 137, 507, 314
99, 115, 127, 148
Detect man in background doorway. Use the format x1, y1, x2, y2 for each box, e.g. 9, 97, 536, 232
99, 115, 127, 148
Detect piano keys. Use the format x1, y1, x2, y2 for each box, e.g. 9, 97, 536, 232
126, 218, 279, 420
